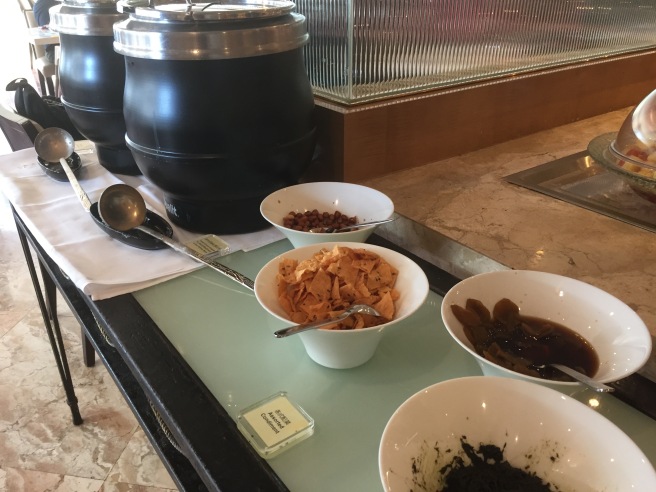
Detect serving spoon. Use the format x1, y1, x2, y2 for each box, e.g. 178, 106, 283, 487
309, 217, 396, 233
97, 183, 255, 290
273, 304, 381, 338
538, 363, 615, 393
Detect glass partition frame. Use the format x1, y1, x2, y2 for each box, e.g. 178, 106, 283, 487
296, 0, 656, 104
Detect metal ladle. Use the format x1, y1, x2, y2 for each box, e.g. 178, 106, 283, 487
273, 304, 381, 338
34, 128, 92, 211
97, 184, 254, 290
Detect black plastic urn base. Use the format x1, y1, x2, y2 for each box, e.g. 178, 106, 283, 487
163, 194, 271, 235
96, 144, 141, 176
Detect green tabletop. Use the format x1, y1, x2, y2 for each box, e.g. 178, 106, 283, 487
133, 239, 656, 491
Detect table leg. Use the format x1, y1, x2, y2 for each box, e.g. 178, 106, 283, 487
16, 221, 83, 425
53, 266, 95, 367
81, 326, 95, 367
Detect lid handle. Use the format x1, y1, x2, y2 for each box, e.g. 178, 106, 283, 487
117, 0, 150, 13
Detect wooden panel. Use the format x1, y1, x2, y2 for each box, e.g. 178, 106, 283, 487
309, 51, 656, 183
303, 102, 345, 182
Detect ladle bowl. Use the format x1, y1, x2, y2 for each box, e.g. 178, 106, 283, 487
34, 127, 75, 163
97, 184, 147, 232
34, 128, 92, 211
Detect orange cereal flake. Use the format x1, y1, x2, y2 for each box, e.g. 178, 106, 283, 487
277, 245, 400, 330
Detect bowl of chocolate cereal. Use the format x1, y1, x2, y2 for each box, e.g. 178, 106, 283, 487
440, 270, 652, 390
260, 182, 394, 248
379, 376, 656, 491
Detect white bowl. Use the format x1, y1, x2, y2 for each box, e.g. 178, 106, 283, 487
260, 182, 394, 248
441, 270, 652, 388
379, 376, 656, 492
254, 242, 429, 369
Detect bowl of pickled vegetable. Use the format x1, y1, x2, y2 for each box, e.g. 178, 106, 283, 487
440, 270, 652, 390
260, 182, 394, 248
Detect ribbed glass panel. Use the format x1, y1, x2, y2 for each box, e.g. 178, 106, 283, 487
294, 0, 656, 104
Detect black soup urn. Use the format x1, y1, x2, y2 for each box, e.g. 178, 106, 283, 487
113, 1, 317, 234
50, 0, 140, 175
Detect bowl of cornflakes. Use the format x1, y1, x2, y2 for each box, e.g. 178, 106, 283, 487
255, 242, 429, 368
260, 182, 395, 248
440, 270, 651, 390
379, 376, 656, 492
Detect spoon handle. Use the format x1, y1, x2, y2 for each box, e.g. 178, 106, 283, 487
273, 311, 351, 338
338, 217, 396, 231
135, 225, 255, 291
59, 158, 92, 212
310, 217, 396, 233
550, 363, 615, 393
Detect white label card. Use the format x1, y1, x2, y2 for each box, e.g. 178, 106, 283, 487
241, 394, 312, 448
184, 234, 230, 257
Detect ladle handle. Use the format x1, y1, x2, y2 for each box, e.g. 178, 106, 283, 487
59, 158, 92, 212
135, 225, 255, 290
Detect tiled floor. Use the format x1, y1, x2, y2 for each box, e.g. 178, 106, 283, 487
0, 5, 178, 492
0, 195, 179, 492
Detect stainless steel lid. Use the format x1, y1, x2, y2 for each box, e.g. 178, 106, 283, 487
120, 0, 296, 21
113, 1, 308, 60
50, 0, 131, 36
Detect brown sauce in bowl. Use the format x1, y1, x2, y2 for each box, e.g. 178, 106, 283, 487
451, 298, 600, 381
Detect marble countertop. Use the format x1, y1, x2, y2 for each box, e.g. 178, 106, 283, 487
361, 107, 656, 381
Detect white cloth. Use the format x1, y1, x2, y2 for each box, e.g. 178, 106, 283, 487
0, 144, 284, 300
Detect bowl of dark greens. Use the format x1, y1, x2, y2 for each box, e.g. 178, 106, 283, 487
379, 376, 656, 491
